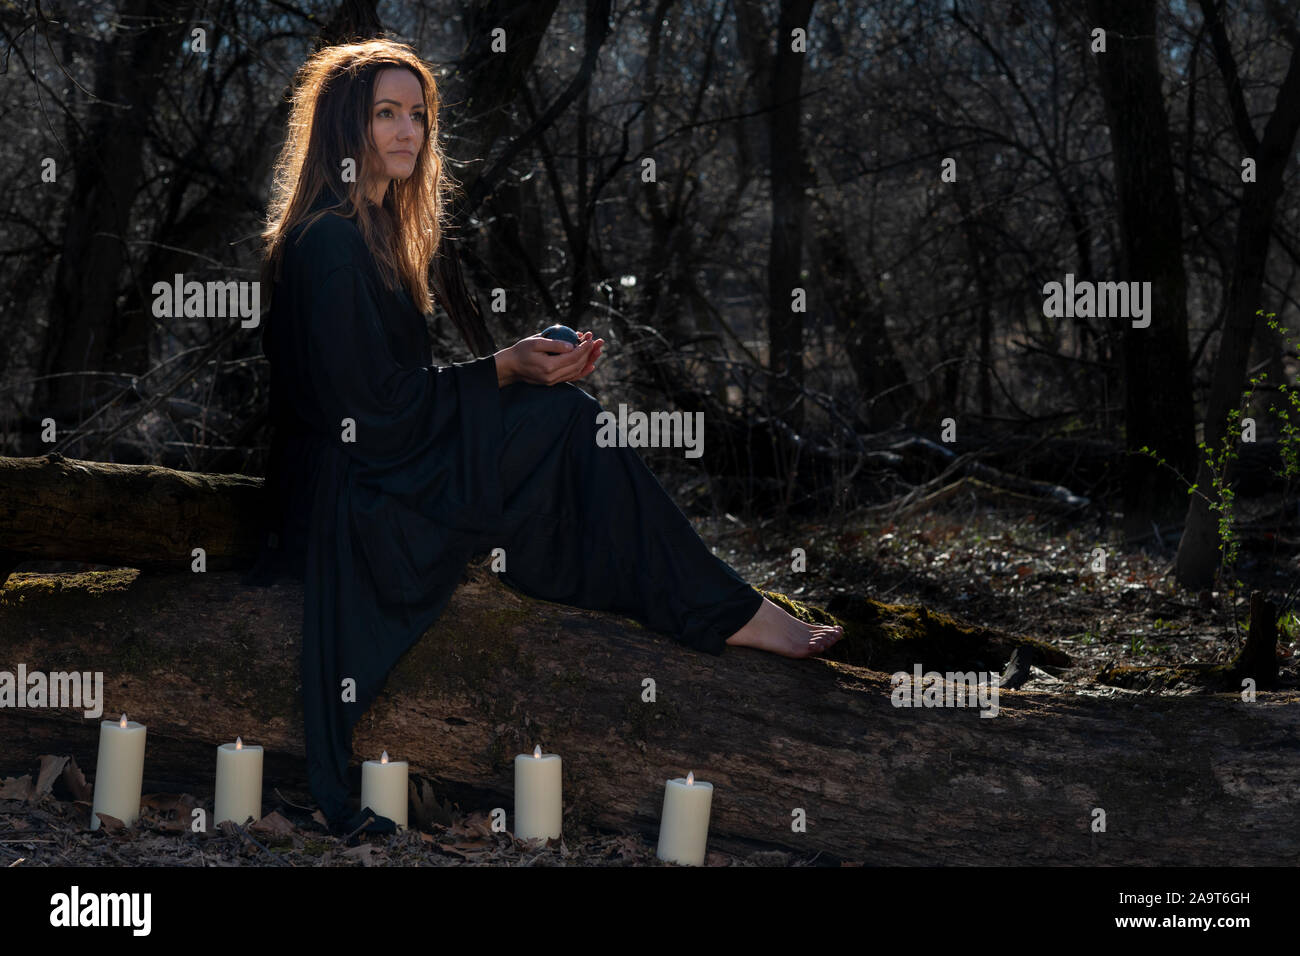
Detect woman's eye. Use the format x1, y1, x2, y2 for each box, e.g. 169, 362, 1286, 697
378, 108, 392, 118
414, 113, 426, 123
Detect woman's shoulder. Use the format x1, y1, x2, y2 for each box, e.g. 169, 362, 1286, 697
283, 209, 370, 278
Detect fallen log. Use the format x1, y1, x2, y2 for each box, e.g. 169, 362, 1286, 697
0, 431, 1100, 588
0, 453, 262, 584
1, 565, 1297, 864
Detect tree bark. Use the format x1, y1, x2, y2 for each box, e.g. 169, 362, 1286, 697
1085, 0, 1196, 541
814, 218, 915, 429
0, 453, 261, 579
2, 564, 1296, 864
37, 0, 197, 426
734, 0, 816, 435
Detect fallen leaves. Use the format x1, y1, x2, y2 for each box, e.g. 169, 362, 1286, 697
1, 755, 92, 804
138, 792, 202, 833
0, 776, 35, 802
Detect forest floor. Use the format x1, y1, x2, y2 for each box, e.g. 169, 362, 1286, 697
703, 491, 1300, 695
3, 489, 1297, 867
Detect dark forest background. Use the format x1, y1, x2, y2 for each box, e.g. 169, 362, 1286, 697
2, 0, 1299, 592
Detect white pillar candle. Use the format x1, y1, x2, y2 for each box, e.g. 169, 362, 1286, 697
90, 713, 146, 830
656, 771, 713, 866
513, 745, 561, 841
360, 750, 408, 831
214, 737, 263, 826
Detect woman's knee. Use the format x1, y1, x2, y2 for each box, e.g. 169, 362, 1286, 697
507, 381, 601, 426
534, 382, 600, 424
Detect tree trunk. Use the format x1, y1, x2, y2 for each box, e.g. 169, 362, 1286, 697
814, 218, 915, 429
0, 453, 261, 579
734, 0, 816, 435
1086, 0, 1196, 542
1176, 4, 1300, 587
37, 0, 196, 427
2, 564, 1296, 864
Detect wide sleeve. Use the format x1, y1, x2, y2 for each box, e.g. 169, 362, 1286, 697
293, 253, 504, 535
282, 219, 507, 830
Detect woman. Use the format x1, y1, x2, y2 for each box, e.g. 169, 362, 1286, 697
244, 39, 843, 834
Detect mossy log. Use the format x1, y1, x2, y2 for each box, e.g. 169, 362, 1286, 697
0, 453, 262, 585
2, 565, 1298, 864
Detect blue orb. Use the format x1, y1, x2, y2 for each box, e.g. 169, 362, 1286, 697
539, 324, 580, 348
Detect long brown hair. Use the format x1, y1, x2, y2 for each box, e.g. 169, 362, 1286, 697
262, 39, 488, 350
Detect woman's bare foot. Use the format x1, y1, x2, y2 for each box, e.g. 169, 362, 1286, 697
724, 596, 845, 658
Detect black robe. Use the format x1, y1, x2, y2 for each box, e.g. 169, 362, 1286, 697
243, 194, 764, 832
242, 196, 506, 829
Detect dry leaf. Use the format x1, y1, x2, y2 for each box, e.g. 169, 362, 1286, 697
147, 814, 188, 834
0, 775, 35, 802
249, 811, 296, 837
409, 775, 454, 830
612, 835, 641, 860
140, 792, 197, 813
137, 793, 200, 833
93, 812, 125, 834
35, 755, 69, 797
60, 757, 92, 802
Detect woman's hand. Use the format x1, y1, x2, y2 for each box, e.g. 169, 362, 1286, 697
495, 330, 604, 387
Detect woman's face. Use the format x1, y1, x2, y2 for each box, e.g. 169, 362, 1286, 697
368, 67, 426, 190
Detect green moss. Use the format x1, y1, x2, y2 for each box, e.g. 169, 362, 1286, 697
765, 588, 1069, 674
1095, 661, 1238, 692
300, 838, 331, 857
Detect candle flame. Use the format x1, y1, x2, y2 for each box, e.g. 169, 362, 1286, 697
533, 744, 541, 758
381, 750, 389, 764
687, 771, 695, 785
235, 736, 243, 750
119, 713, 127, 728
